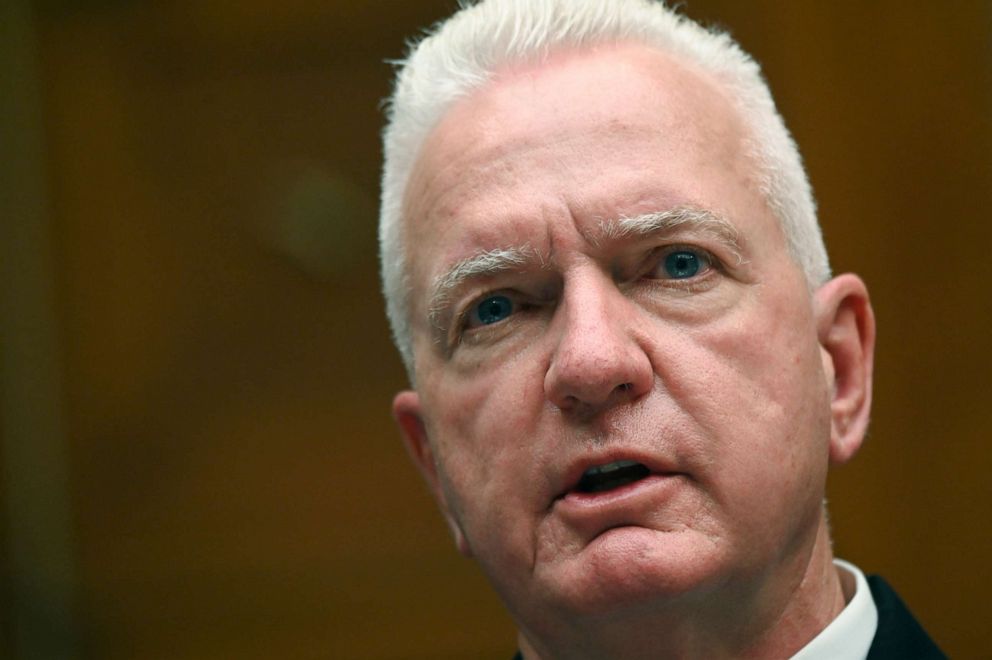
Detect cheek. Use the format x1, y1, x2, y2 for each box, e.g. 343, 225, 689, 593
668, 284, 831, 492
432, 350, 547, 453
664, 306, 831, 563
425, 350, 550, 523
709, 278, 824, 404
426, 367, 553, 592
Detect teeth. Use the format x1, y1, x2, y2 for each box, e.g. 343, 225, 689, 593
577, 460, 650, 494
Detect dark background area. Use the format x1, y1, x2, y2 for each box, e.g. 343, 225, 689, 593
2, 1, 990, 658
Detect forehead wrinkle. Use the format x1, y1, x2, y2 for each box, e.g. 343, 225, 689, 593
428, 245, 543, 325
601, 205, 746, 265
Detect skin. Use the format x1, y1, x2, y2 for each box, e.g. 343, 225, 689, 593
392, 43, 875, 659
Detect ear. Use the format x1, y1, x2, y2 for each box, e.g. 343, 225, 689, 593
813, 274, 876, 465
392, 390, 472, 557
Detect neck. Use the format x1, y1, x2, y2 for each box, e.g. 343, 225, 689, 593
517, 516, 845, 660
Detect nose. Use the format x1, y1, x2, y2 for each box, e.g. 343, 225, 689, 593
544, 273, 654, 414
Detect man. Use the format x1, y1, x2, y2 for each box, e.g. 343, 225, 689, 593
378, 1, 944, 657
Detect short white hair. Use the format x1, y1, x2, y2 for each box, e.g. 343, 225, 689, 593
380, 0, 831, 375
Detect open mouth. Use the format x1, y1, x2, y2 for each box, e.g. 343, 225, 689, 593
575, 459, 651, 494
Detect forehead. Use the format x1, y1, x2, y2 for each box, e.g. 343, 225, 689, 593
407, 43, 746, 198
442, 43, 734, 139
402, 43, 770, 316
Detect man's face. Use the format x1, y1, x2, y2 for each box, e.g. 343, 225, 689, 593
396, 44, 838, 632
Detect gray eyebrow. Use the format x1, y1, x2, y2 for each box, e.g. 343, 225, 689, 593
426, 207, 743, 331
601, 206, 745, 265
428, 246, 540, 326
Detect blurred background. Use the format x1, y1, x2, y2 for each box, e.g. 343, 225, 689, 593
1, 0, 990, 658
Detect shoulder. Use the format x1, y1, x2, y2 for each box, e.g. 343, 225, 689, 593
866, 575, 946, 660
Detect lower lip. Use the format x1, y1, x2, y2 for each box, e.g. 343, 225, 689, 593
558, 473, 682, 510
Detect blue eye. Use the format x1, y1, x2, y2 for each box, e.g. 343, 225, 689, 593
471, 295, 514, 326
663, 250, 703, 279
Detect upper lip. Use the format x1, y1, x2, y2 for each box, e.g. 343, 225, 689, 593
553, 451, 680, 503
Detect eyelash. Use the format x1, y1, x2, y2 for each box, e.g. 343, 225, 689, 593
643, 244, 720, 284
451, 291, 533, 347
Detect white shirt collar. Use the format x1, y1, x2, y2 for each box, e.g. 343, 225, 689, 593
790, 559, 878, 660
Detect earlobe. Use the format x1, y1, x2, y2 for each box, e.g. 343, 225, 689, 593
392, 390, 472, 557
813, 274, 876, 465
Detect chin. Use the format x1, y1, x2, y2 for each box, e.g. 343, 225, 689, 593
532, 525, 733, 618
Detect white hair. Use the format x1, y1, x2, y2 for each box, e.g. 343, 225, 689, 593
380, 0, 831, 374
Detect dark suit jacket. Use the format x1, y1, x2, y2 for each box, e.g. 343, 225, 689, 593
866, 575, 945, 659
511, 575, 945, 659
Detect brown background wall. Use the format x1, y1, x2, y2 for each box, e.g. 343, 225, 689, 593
1, 1, 989, 658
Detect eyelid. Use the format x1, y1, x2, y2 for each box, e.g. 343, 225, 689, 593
462, 292, 515, 330
453, 288, 518, 336
450, 284, 556, 351
640, 243, 719, 279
